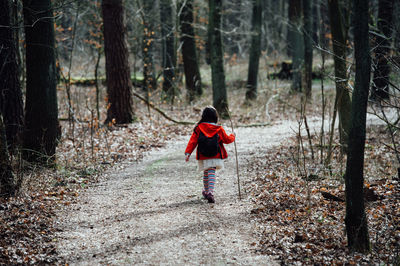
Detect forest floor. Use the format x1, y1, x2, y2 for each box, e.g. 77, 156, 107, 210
1, 81, 399, 264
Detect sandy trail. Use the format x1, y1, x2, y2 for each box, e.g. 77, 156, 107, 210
55, 121, 306, 265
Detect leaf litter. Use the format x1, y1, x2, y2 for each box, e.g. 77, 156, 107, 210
247, 124, 400, 265
1, 84, 399, 264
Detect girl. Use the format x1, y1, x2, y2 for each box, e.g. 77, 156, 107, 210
185, 106, 235, 203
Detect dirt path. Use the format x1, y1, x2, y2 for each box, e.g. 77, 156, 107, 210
55, 121, 300, 265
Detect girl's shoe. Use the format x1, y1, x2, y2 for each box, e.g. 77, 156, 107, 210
202, 190, 208, 199
206, 192, 215, 203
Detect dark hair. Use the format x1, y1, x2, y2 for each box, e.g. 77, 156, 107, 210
196, 106, 218, 128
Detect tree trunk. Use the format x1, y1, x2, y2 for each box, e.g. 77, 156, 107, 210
0, 114, 16, 198
370, 0, 394, 101
288, 0, 304, 91
246, 0, 262, 101
328, 0, 352, 148
22, 0, 60, 164
160, 0, 176, 103
345, 0, 370, 253
303, 0, 313, 98
102, 0, 134, 124
223, 0, 241, 55
0, 0, 24, 153
269, 0, 283, 52
179, 0, 202, 102
312, 0, 319, 44
142, 0, 157, 92
394, 1, 400, 54
209, 0, 228, 117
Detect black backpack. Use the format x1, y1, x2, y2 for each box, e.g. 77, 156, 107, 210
197, 131, 220, 157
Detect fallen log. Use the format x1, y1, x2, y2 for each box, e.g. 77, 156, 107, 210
60, 76, 144, 87
321, 187, 380, 203
321, 191, 344, 202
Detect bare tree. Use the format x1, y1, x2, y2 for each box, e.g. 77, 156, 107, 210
328, 0, 352, 147
209, 0, 228, 117
179, 0, 202, 102
0, 114, 16, 197
22, 0, 60, 164
160, 0, 176, 103
102, 0, 134, 124
370, 0, 395, 101
288, 0, 303, 91
0, 0, 24, 152
141, 0, 157, 92
344, 0, 371, 252
246, 0, 262, 101
303, 0, 313, 98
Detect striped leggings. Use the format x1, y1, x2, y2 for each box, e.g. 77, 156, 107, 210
203, 167, 216, 193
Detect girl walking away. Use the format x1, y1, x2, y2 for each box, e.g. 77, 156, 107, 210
185, 106, 235, 203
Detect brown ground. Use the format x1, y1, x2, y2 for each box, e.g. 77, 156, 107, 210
55, 121, 302, 265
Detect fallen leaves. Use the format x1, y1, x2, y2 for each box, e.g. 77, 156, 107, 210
247, 125, 400, 265
0, 197, 57, 264
0, 109, 193, 264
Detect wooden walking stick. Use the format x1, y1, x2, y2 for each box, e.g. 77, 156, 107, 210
226, 108, 241, 200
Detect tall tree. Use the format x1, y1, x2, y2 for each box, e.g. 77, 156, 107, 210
303, 0, 313, 98
179, 0, 202, 102
209, 0, 228, 117
312, 0, 320, 44
160, 0, 176, 103
264, 0, 280, 52
142, 0, 157, 91
394, 1, 400, 54
0, 0, 24, 152
102, 0, 134, 124
246, 0, 262, 101
223, 0, 242, 55
0, 114, 16, 197
22, 0, 60, 164
328, 0, 352, 147
370, 0, 395, 101
288, 0, 304, 91
344, 0, 371, 252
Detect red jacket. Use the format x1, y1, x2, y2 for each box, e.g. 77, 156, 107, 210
185, 123, 235, 160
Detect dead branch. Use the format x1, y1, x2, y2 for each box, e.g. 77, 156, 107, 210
131, 91, 195, 125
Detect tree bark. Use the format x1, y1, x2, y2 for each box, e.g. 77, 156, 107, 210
246, 0, 262, 101
303, 0, 313, 98
345, 0, 370, 253
160, 0, 176, 103
0, 0, 24, 153
288, 0, 304, 91
393, 1, 400, 54
209, 0, 228, 117
142, 0, 157, 92
328, 0, 352, 148
312, 0, 319, 44
370, 0, 395, 101
179, 0, 202, 102
22, 0, 60, 164
102, 0, 134, 124
0, 114, 16, 197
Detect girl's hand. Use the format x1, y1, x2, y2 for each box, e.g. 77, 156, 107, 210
185, 153, 190, 162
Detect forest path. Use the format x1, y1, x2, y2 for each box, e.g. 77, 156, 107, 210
55, 120, 304, 265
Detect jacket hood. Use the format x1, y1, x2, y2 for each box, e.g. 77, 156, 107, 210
197, 123, 221, 137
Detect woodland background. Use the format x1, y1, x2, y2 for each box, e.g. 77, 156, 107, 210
0, 0, 399, 264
